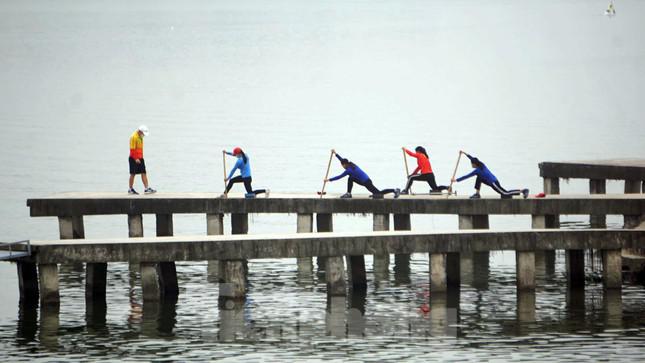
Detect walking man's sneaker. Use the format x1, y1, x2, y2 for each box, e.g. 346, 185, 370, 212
522, 188, 529, 199
469, 193, 481, 199
394, 188, 401, 199
340, 193, 352, 199
144, 187, 157, 194
128, 188, 139, 195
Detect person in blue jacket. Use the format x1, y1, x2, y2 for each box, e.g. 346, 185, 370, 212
451, 150, 528, 199
222, 147, 268, 198
325, 149, 400, 199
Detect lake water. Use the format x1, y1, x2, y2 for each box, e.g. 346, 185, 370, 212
1, 0, 645, 360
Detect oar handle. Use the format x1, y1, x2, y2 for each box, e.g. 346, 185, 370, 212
448, 151, 463, 193
222, 150, 228, 195
319, 150, 335, 198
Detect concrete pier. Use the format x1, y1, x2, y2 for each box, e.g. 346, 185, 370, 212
85, 262, 107, 299
325, 256, 346, 296
430, 253, 447, 292
296, 213, 314, 277
154, 213, 178, 299
393, 214, 411, 284
372, 213, 390, 281
128, 214, 143, 237
590, 179, 607, 228
17, 262, 39, 304
316, 213, 333, 272
602, 249, 622, 289
206, 213, 224, 280
219, 260, 246, 308
516, 251, 536, 291
567, 250, 585, 289
38, 264, 59, 306
459, 214, 490, 289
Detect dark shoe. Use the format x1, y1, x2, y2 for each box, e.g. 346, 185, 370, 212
144, 187, 157, 194
469, 193, 481, 199
244, 193, 256, 199
429, 189, 442, 195
400, 189, 409, 195
394, 188, 401, 198
522, 188, 529, 199
340, 193, 352, 199
128, 188, 139, 195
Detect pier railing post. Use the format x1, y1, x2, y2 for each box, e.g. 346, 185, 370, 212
393, 214, 411, 284
316, 213, 333, 272
602, 249, 622, 289
590, 179, 607, 228
372, 213, 390, 282
296, 213, 314, 278
207, 213, 224, 280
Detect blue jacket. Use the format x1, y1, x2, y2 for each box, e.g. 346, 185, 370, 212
228, 154, 251, 179
329, 153, 370, 183
457, 153, 498, 184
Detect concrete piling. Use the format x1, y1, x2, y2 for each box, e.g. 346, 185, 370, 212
372, 213, 390, 281
566, 250, 585, 289
156, 214, 179, 298
625, 180, 642, 194
219, 260, 247, 308
430, 253, 447, 293
590, 179, 607, 228
85, 262, 107, 299
543, 177, 560, 195
325, 256, 346, 296
602, 249, 622, 289
17, 261, 39, 304
296, 213, 314, 277
393, 214, 411, 284
346, 255, 367, 290
231, 213, 249, 283
517, 291, 536, 323
316, 213, 333, 271
207, 213, 224, 280
458, 214, 489, 288
516, 251, 536, 291
38, 264, 60, 306
140, 262, 162, 301
128, 214, 144, 237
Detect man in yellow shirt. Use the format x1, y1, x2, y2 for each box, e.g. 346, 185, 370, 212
128, 125, 156, 194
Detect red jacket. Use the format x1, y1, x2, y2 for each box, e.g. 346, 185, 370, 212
405, 148, 433, 174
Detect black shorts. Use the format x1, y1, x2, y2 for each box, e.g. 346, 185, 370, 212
129, 157, 146, 174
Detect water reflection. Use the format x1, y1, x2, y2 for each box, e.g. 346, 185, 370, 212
461, 252, 490, 289
219, 305, 245, 342
85, 298, 108, 336
429, 288, 460, 337
603, 289, 622, 329
394, 254, 411, 285
142, 297, 177, 338
16, 302, 38, 344
39, 305, 60, 350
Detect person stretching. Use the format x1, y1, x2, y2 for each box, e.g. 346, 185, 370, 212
222, 147, 268, 198
401, 146, 448, 194
325, 150, 400, 199
451, 151, 528, 199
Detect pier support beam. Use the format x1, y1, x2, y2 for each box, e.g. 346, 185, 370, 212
296, 214, 314, 277
430, 253, 447, 293
590, 179, 606, 228
625, 180, 642, 194
326, 256, 346, 296
602, 249, 622, 289
393, 214, 411, 284
458, 215, 489, 288
156, 214, 178, 298
141, 262, 162, 302
207, 213, 224, 281
566, 250, 585, 289
219, 260, 247, 309
346, 255, 367, 290
58, 215, 85, 239
128, 214, 144, 237
316, 213, 333, 272
85, 262, 107, 299
531, 215, 557, 278
372, 213, 390, 281
17, 262, 39, 304
38, 264, 60, 306
516, 251, 536, 291
231, 213, 249, 282
543, 177, 560, 195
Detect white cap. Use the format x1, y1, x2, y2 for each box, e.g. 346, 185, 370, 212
138, 125, 149, 136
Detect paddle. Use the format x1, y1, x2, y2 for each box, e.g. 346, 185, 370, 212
447, 151, 463, 195
317, 150, 335, 198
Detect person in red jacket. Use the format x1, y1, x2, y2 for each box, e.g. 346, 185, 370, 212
128, 125, 156, 195
401, 146, 448, 194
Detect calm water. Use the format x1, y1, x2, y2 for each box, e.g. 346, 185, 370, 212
1, 0, 645, 360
